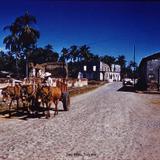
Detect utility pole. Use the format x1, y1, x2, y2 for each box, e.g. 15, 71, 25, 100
133, 45, 136, 87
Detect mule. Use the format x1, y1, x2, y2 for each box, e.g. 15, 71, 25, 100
2, 84, 21, 117
36, 86, 62, 118
21, 84, 38, 114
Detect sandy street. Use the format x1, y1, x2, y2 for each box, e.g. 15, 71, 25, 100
0, 82, 160, 160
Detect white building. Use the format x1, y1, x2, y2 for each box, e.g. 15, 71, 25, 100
105, 64, 121, 82
81, 61, 121, 82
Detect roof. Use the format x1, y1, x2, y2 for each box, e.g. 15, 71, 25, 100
41, 62, 67, 66
34, 64, 43, 69
139, 52, 160, 66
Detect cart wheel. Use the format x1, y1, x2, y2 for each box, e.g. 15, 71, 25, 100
62, 92, 70, 111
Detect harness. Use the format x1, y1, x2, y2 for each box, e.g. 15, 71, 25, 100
22, 85, 37, 102
2, 86, 20, 101
41, 86, 52, 102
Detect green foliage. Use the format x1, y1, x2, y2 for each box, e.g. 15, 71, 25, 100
3, 12, 40, 78
125, 60, 138, 79
59, 48, 69, 63
14, 12, 40, 50
101, 55, 115, 69
4, 12, 40, 54
28, 45, 59, 64
79, 45, 91, 61
59, 44, 97, 63
116, 55, 126, 80
0, 51, 16, 73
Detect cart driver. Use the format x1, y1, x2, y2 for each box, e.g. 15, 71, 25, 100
46, 76, 53, 87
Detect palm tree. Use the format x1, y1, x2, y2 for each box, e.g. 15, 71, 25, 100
15, 12, 40, 77
116, 55, 126, 66
79, 45, 90, 62
101, 55, 115, 70
61, 48, 69, 63
43, 44, 54, 62
3, 22, 21, 78
44, 44, 53, 50
69, 45, 79, 62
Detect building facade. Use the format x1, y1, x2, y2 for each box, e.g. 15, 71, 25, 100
106, 64, 121, 82
81, 61, 121, 82
139, 52, 160, 90
29, 62, 68, 79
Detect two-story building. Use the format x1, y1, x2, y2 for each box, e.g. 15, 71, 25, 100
81, 60, 121, 82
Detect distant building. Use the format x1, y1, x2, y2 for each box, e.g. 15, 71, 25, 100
107, 64, 121, 82
139, 52, 160, 90
81, 60, 121, 82
29, 62, 68, 79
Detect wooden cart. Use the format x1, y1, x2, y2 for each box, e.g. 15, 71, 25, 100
56, 80, 70, 111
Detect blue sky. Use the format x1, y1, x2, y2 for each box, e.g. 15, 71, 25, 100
1, 0, 160, 64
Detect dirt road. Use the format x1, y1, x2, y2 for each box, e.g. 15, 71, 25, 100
0, 82, 160, 160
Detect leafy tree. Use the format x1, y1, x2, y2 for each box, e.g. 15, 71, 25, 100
44, 44, 59, 62
28, 47, 43, 64
28, 45, 59, 64
0, 51, 16, 74
91, 54, 100, 61
116, 55, 126, 80
3, 22, 21, 77
125, 60, 138, 79
116, 55, 126, 68
44, 44, 53, 50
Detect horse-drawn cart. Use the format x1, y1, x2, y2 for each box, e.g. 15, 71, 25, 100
1, 78, 71, 118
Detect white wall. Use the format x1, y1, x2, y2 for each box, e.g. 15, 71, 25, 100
105, 72, 121, 82
100, 72, 103, 81
67, 79, 88, 88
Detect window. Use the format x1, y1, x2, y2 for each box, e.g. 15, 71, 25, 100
148, 74, 155, 80
93, 66, 96, 71
84, 66, 87, 71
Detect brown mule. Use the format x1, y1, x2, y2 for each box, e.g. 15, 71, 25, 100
2, 84, 21, 117
37, 86, 62, 118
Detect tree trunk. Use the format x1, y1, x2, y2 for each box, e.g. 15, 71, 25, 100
26, 52, 29, 78
15, 52, 19, 79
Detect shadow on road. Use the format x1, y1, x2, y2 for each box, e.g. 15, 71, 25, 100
0, 106, 64, 120
117, 85, 136, 92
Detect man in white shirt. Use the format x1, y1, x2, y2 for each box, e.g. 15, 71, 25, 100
46, 76, 53, 86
